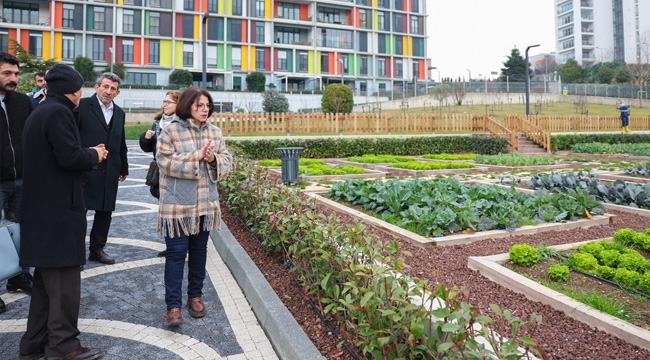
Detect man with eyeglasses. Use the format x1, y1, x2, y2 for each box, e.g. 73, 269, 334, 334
77, 73, 128, 266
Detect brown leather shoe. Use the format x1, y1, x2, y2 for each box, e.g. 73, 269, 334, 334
165, 308, 183, 327
45, 347, 103, 360
88, 250, 115, 265
188, 297, 206, 318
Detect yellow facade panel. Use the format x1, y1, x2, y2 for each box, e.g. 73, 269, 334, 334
42, 32, 52, 60
160, 40, 173, 67
53, 32, 62, 61
242, 46, 249, 71
174, 41, 184, 67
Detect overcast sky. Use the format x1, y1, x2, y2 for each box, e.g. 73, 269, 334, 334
426, 1, 556, 81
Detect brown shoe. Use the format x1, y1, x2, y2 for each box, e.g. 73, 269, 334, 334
165, 308, 183, 327
188, 297, 206, 318
45, 347, 103, 360
88, 250, 115, 265
19, 352, 44, 360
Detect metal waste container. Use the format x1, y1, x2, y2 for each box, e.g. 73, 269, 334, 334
277, 147, 303, 184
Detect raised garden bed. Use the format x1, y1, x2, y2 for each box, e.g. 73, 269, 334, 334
468, 241, 650, 352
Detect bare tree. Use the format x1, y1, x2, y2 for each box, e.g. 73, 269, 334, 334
626, 33, 650, 107
451, 82, 467, 106
242, 92, 258, 113
432, 83, 451, 107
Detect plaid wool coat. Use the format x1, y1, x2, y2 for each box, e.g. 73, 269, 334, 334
156, 117, 232, 238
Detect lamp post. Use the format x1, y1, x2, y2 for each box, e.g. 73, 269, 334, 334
466, 68, 471, 90
337, 58, 344, 85
108, 47, 114, 74
428, 66, 440, 83
525, 44, 540, 116
202, 12, 209, 89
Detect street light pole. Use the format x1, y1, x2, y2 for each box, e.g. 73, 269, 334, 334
337, 58, 344, 85
202, 12, 209, 89
429, 66, 440, 83
466, 68, 471, 90
108, 47, 114, 74
525, 44, 540, 116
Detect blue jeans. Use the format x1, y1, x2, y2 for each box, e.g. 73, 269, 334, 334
0, 178, 22, 223
164, 217, 209, 310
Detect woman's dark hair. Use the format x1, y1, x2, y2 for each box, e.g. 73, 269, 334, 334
175, 86, 214, 120
153, 90, 182, 120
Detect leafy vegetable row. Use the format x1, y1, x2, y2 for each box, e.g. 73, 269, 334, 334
571, 142, 650, 156
328, 177, 604, 237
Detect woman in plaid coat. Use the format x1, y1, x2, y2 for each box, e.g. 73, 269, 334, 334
156, 87, 233, 327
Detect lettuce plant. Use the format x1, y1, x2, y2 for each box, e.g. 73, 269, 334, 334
509, 244, 540, 267
548, 264, 570, 282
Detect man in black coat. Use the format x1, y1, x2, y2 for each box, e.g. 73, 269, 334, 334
0, 52, 34, 314
20, 64, 106, 360
77, 73, 128, 265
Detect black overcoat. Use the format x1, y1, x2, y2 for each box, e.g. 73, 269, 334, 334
20, 92, 99, 268
77, 94, 128, 211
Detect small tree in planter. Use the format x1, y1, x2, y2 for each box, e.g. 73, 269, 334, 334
169, 69, 193, 87
322, 83, 353, 114
262, 90, 290, 113
245, 71, 266, 92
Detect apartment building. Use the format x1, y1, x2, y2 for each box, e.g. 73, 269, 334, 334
1, 0, 428, 93
555, 0, 650, 66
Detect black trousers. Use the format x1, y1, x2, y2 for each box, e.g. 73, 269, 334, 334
89, 210, 112, 253
20, 267, 81, 357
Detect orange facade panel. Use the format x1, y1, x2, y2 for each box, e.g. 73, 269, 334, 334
20, 31, 30, 53
55, 2, 62, 28
143, 39, 150, 65
300, 5, 308, 21
419, 60, 425, 80
8, 29, 17, 54
134, 38, 142, 64
242, 20, 247, 44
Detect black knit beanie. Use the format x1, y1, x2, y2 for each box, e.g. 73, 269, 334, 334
45, 64, 84, 95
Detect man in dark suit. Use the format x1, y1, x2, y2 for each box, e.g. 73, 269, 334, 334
20, 63, 106, 360
77, 73, 128, 265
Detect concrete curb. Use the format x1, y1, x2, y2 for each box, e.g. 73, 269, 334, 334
211, 222, 326, 360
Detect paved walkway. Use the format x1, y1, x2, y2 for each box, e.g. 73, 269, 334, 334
0, 141, 280, 360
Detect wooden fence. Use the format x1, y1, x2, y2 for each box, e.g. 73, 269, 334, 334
209, 112, 486, 135
527, 115, 650, 132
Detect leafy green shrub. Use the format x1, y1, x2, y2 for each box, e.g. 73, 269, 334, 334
571, 142, 650, 156
617, 252, 647, 273
599, 240, 626, 252
552, 133, 650, 152
422, 153, 476, 161
347, 155, 416, 163
595, 265, 617, 280
548, 264, 570, 282
632, 233, 650, 250
579, 242, 604, 258
569, 253, 599, 272
598, 249, 621, 268
321, 83, 353, 114
613, 228, 637, 246
474, 152, 557, 166
639, 273, 650, 294
613, 268, 641, 288
391, 161, 475, 170
509, 244, 540, 267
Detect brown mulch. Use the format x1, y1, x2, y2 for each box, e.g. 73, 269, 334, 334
221, 201, 650, 360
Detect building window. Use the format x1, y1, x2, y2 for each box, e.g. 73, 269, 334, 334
149, 0, 161, 7
183, 43, 193, 66
233, 76, 241, 90
149, 40, 160, 64
127, 73, 157, 85
184, 0, 193, 11
378, 58, 386, 76
411, 16, 419, 34
317, 7, 341, 23
395, 59, 403, 77
92, 37, 105, 61
378, 11, 388, 31
359, 9, 368, 29
298, 51, 308, 72
207, 45, 218, 68
394, 14, 405, 33
122, 39, 134, 63
278, 50, 287, 70
150, 12, 160, 35
378, 34, 386, 53
63, 4, 75, 28
0, 32, 7, 53
208, 0, 218, 13
275, 27, 308, 44
394, 0, 404, 11
412, 62, 419, 79
278, 3, 299, 20
360, 56, 368, 75
319, 28, 353, 49
358, 32, 367, 52
232, 46, 241, 69
94, 7, 106, 31
232, 0, 242, 16
377, 0, 390, 9
255, 0, 265, 17
412, 0, 419, 13
320, 53, 329, 73
255, 22, 264, 43
256, 49, 265, 69
29, 34, 42, 57
395, 36, 403, 55
3, 1, 38, 25
62, 36, 75, 60
123, 9, 134, 33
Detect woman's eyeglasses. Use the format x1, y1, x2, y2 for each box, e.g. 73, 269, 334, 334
162, 100, 176, 105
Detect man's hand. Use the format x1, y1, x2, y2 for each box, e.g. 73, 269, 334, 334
93, 144, 108, 163
119, 174, 128, 182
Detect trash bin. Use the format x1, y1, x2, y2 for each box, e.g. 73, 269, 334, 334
277, 147, 303, 184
